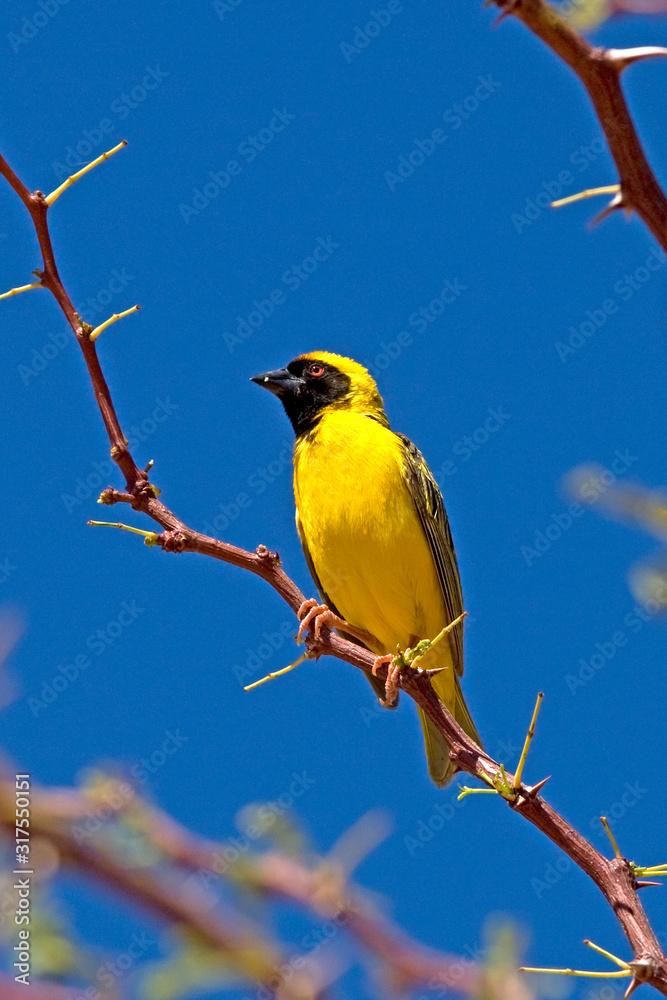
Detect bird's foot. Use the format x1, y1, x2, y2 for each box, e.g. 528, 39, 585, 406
371, 637, 439, 707
371, 653, 401, 708
296, 600, 373, 646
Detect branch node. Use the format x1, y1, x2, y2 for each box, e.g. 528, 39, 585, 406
255, 544, 280, 566
160, 530, 188, 553
494, 763, 516, 801
629, 958, 655, 984
97, 488, 133, 506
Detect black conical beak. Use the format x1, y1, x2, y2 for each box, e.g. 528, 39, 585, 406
251, 368, 304, 397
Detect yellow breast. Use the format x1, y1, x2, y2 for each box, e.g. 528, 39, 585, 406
294, 410, 447, 655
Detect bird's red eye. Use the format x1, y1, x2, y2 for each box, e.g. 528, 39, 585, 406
309, 363, 325, 378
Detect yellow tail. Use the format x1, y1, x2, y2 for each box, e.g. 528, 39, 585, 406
418, 674, 481, 788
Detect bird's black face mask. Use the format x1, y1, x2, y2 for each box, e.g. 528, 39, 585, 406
251, 356, 351, 436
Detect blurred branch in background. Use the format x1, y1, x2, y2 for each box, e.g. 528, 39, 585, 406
562, 0, 667, 31
0, 978, 89, 1000
0, 767, 523, 1000
566, 464, 667, 610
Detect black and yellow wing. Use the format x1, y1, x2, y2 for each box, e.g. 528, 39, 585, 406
397, 432, 481, 781
397, 432, 465, 676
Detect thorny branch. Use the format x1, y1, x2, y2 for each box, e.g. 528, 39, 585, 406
2, 6, 667, 985
491, 0, 667, 244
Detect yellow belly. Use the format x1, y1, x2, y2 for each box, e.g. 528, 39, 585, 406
294, 410, 447, 656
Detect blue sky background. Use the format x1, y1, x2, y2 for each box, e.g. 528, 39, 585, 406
1, 0, 667, 997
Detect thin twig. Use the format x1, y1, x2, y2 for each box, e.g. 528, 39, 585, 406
601, 816, 623, 859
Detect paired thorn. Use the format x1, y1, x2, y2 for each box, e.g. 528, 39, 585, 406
513, 691, 544, 791
552, 184, 621, 210
600, 816, 623, 859
459, 693, 546, 806
550, 183, 628, 230
591, 191, 627, 228
521, 939, 636, 984
599, 821, 666, 888
526, 774, 551, 798
0, 281, 42, 301
244, 653, 310, 692
584, 939, 630, 970
44, 139, 128, 207
630, 861, 667, 883
89, 304, 140, 342
87, 520, 160, 546
520, 966, 630, 979
607, 46, 667, 71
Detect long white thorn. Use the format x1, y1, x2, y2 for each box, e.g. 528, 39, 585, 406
608, 47, 667, 71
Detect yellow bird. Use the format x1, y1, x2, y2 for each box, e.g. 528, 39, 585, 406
252, 352, 480, 786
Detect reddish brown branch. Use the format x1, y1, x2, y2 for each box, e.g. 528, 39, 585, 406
492, 0, 667, 246
1, 143, 666, 992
